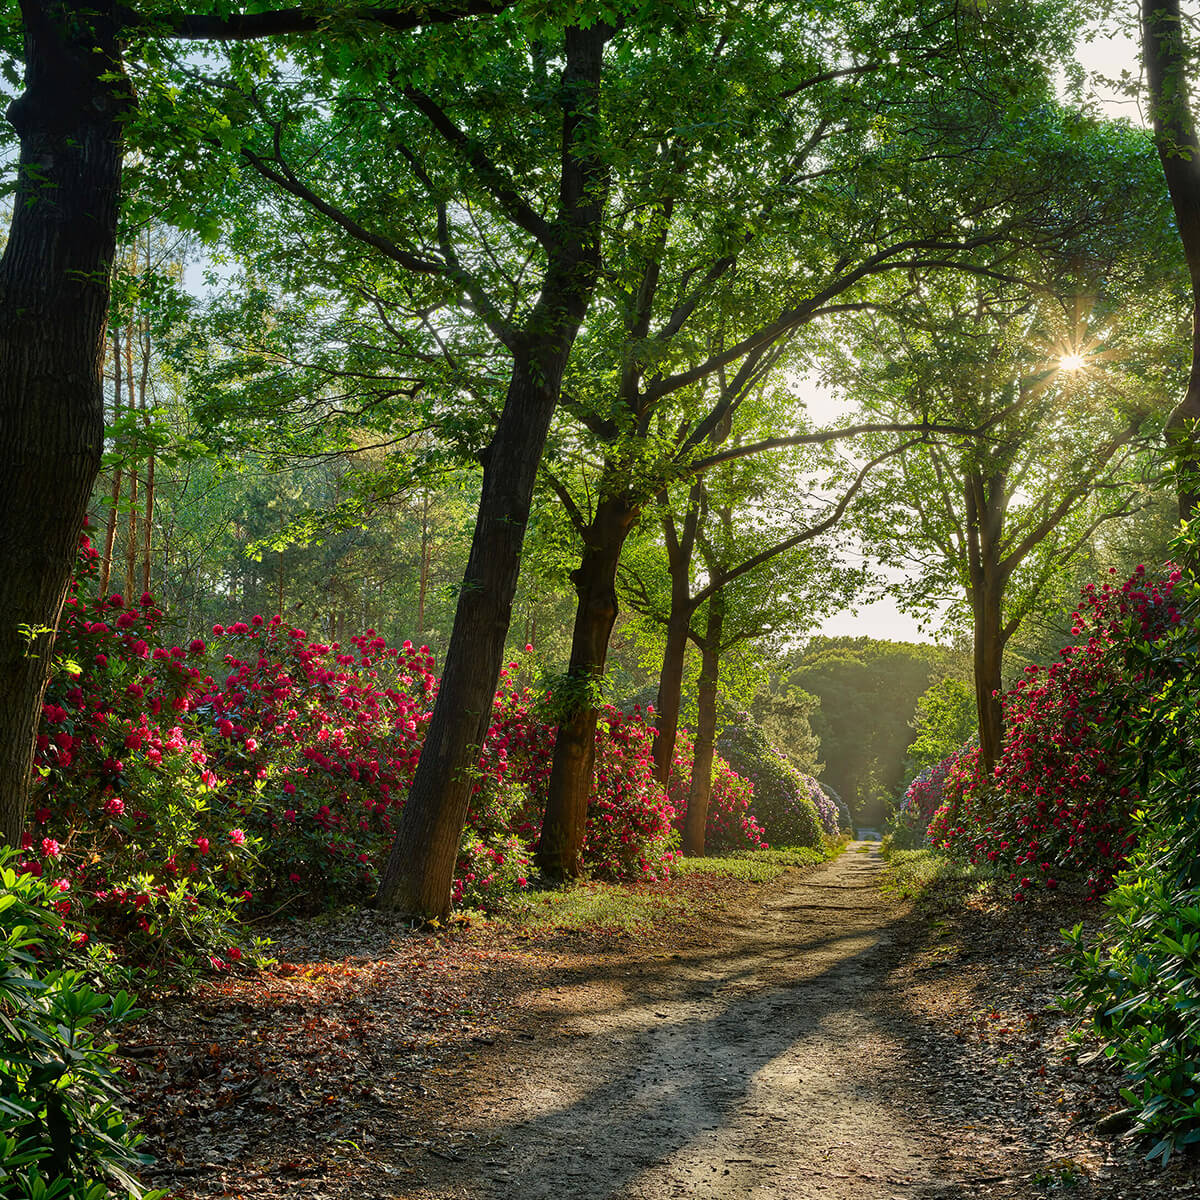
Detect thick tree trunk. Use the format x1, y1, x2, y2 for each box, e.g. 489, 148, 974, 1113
537, 489, 637, 877
1144, 0, 1200, 519
376, 23, 612, 918
972, 581, 1005, 781
0, 2, 129, 844
682, 601, 723, 857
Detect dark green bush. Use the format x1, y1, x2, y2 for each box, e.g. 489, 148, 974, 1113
717, 717, 823, 848
0, 853, 163, 1200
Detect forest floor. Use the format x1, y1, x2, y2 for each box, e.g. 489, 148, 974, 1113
126, 842, 1200, 1200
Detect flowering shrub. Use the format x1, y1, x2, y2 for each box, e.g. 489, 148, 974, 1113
497, 691, 680, 881
934, 563, 1180, 897
801, 774, 840, 837
1064, 538, 1200, 1158
819, 781, 854, 833
25, 535, 256, 975
23, 541, 686, 972
717, 718, 823, 848
666, 727, 768, 854
894, 745, 976, 847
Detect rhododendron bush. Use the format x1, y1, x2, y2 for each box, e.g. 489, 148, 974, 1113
1064, 542, 1200, 1158
932, 563, 1181, 897
19, 535, 683, 970
895, 745, 979, 849
666, 727, 768, 854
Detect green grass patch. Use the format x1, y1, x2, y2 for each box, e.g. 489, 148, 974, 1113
879, 847, 998, 908
501, 840, 846, 936
505, 879, 696, 935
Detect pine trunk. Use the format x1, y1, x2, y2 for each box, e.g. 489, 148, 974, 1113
0, 2, 129, 843
537, 490, 637, 877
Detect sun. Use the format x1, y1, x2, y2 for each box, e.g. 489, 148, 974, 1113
1058, 352, 1086, 372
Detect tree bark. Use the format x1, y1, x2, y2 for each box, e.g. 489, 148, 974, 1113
536, 488, 638, 877
964, 470, 1009, 779
1143, 0, 1200, 519
0, 1, 130, 844
651, 486, 702, 782
98, 325, 123, 598
375, 20, 614, 919
682, 599, 724, 857
652, 607, 692, 783
972, 580, 1005, 780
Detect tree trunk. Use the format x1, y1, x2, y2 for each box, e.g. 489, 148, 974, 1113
0, 2, 129, 844
417, 489, 430, 636
123, 327, 138, 599
651, 485, 703, 782
682, 600, 724, 857
972, 580, 1005, 780
376, 23, 611, 918
652, 607, 692, 783
537, 489, 637, 877
1144, 0, 1200, 519
964, 470, 1008, 781
98, 325, 123, 598
139, 309, 154, 595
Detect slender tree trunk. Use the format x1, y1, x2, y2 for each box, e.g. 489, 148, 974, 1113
964, 470, 1008, 780
123, 327, 138, 599
417, 489, 430, 636
139, 310, 153, 595
651, 485, 703, 782
0, 0, 130, 843
683, 599, 724, 857
652, 608, 692, 783
1144, 0, 1200, 519
376, 23, 612, 917
537, 489, 637, 877
972, 579, 1005, 780
98, 325, 122, 598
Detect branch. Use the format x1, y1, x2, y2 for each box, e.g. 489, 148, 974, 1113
541, 468, 589, 535
132, 0, 508, 40
691, 439, 918, 606
643, 230, 1020, 403
689, 419, 981, 474
403, 87, 553, 246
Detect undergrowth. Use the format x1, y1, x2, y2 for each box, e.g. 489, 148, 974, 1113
879, 845, 998, 911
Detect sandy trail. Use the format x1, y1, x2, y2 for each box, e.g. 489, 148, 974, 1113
409, 842, 1008, 1200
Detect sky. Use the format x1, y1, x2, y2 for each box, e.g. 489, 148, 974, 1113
811, 19, 1145, 647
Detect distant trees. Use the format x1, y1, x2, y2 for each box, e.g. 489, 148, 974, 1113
791, 638, 968, 823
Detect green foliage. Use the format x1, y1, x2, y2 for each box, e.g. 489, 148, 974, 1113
1064, 537, 1200, 1161
749, 678, 823, 777
904, 678, 977, 780
717, 718, 823, 848
791, 637, 968, 822
877, 846, 997, 907
0, 854, 164, 1200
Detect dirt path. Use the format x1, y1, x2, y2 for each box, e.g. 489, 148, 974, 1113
405, 841, 1019, 1200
